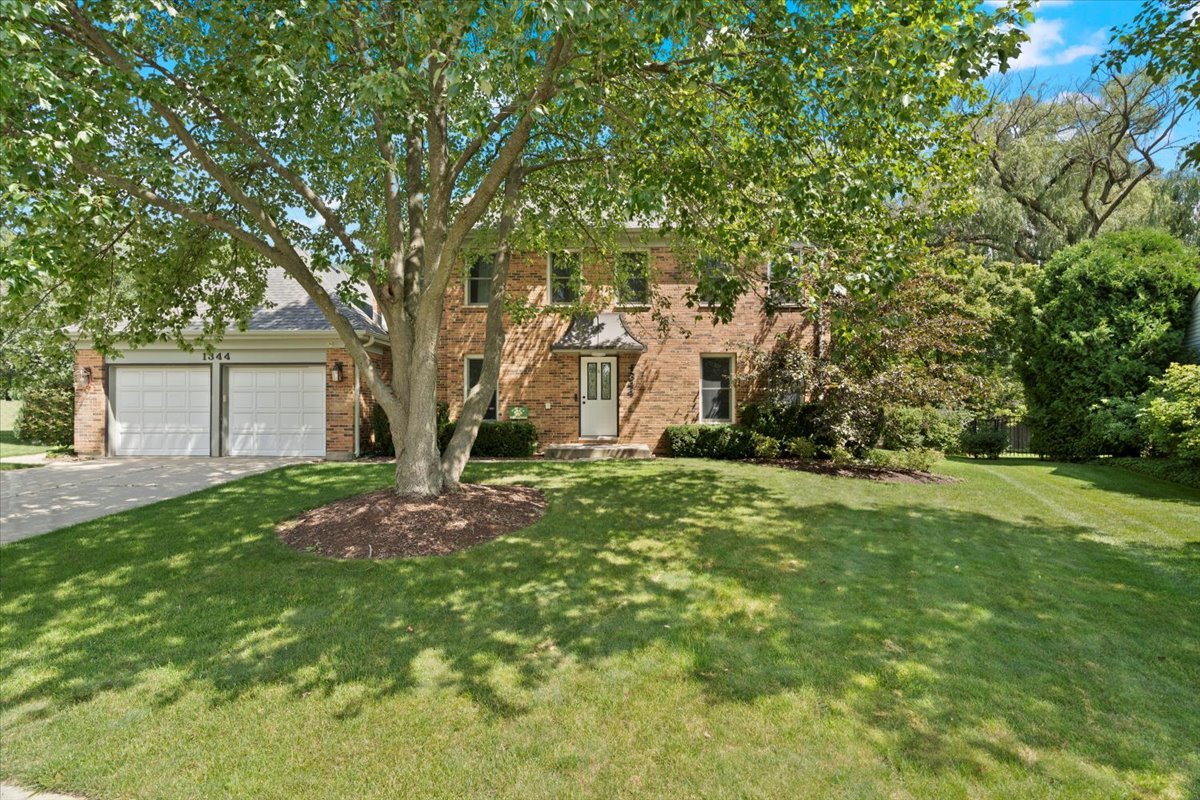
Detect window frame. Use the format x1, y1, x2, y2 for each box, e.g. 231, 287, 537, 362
547, 249, 583, 306
698, 354, 735, 424
465, 254, 495, 307
463, 355, 499, 421
614, 249, 651, 308
766, 257, 806, 308
695, 256, 730, 308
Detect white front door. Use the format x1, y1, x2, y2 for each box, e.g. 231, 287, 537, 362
579, 356, 617, 437
226, 366, 326, 456
111, 366, 211, 456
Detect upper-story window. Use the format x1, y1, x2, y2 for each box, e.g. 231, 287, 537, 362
615, 251, 650, 306
695, 256, 730, 307
467, 254, 494, 306
767, 252, 806, 307
548, 251, 582, 305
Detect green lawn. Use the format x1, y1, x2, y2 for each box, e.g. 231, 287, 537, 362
0, 400, 48, 459
1, 458, 1197, 799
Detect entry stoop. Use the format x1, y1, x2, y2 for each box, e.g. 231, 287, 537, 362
543, 443, 654, 461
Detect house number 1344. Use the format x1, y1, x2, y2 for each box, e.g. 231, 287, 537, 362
202, 352, 231, 361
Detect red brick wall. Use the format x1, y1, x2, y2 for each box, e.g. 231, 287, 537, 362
357, 351, 393, 452
437, 246, 815, 452
73, 349, 107, 456
325, 349, 356, 459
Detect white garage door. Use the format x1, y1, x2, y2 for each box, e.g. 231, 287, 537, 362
226, 366, 325, 457
112, 367, 212, 456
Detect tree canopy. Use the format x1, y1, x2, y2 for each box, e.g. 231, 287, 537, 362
1, 0, 1027, 494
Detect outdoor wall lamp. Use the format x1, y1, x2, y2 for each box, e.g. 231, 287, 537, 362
331, 361, 344, 383
79, 366, 92, 387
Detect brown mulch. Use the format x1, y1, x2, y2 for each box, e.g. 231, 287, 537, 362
278, 483, 547, 559
748, 458, 959, 485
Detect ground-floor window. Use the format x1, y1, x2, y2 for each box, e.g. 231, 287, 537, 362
464, 356, 499, 420
699, 355, 734, 423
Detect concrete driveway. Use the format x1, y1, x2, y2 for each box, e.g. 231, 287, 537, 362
0, 457, 306, 543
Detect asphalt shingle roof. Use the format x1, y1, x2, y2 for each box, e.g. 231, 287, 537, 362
237, 268, 387, 336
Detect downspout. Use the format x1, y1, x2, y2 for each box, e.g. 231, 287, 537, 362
353, 366, 361, 458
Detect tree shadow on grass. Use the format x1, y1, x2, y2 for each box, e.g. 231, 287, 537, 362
948, 455, 1200, 506
1, 460, 1197, 789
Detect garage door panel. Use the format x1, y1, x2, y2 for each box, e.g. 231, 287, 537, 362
112, 367, 211, 456
226, 366, 325, 457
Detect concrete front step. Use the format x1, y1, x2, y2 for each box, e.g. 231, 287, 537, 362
543, 443, 654, 461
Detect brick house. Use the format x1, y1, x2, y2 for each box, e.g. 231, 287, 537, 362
73, 236, 816, 457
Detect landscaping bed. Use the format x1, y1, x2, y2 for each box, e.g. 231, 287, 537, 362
277, 483, 546, 558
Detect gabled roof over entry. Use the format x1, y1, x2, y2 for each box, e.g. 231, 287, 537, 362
550, 313, 647, 353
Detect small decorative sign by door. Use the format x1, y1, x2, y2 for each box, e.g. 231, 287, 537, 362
579, 356, 617, 437
508, 405, 529, 420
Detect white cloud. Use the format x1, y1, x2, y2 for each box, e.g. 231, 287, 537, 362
1008, 19, 1106, 71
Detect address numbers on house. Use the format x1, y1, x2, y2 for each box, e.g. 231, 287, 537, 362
202, 352, 232, 361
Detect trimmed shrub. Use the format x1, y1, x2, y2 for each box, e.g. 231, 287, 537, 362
880, 407, 924, 450
1142, 363, 1200, 463
1102, 456, 1200, 490
925, 411, 972, 454
438, 419, 538, 457
867, 447, 942, 472
373, 403, 534, 458
1018, 229, 1200, 460
828, 446, 856, 466
13, 383, 73, 446
752, 433, 781, 459
665, 424, 757, 459
370, 403, 394, 456
880, 406, 971, 453
783, 436, 817, 459
1086, 396, 1147, 457
739, 401, 815, 441
959, 427, 1009, 459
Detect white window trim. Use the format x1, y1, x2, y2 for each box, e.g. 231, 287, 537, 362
614, 248, 652, 309
547, 249, 582, 307
465, 254, 495, 307
698, 353, 735, 424
463, 354, 500, 420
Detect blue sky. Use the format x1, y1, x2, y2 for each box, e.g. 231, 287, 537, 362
987, 0, 1198, 167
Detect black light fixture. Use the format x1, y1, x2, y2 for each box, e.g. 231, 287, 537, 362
331, 361, 344, 383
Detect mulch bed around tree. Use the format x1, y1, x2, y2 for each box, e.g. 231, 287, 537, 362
278, 483, 547, 559
748, 458, 959, 485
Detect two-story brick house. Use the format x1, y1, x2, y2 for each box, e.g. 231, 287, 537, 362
439, 235, 815, 453
72, 236, 815, 458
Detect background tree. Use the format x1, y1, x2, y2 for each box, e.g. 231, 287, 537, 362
960, 67, 1188, 263
1107, 0, 1200, 167
1, 1, 1026, 495
1148, 169, 1200, 247
1017, 228, 1200, 460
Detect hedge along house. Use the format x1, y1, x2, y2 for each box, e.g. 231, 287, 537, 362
73, 235, 818, 458
73, 269, 389, 459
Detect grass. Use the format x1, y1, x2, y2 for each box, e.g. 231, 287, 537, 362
1, 457, 1197, 799
0, 400, 48, 459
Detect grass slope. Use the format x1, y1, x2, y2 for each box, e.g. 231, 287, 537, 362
1, 458, 1197, 799
0, 400, 48, 459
